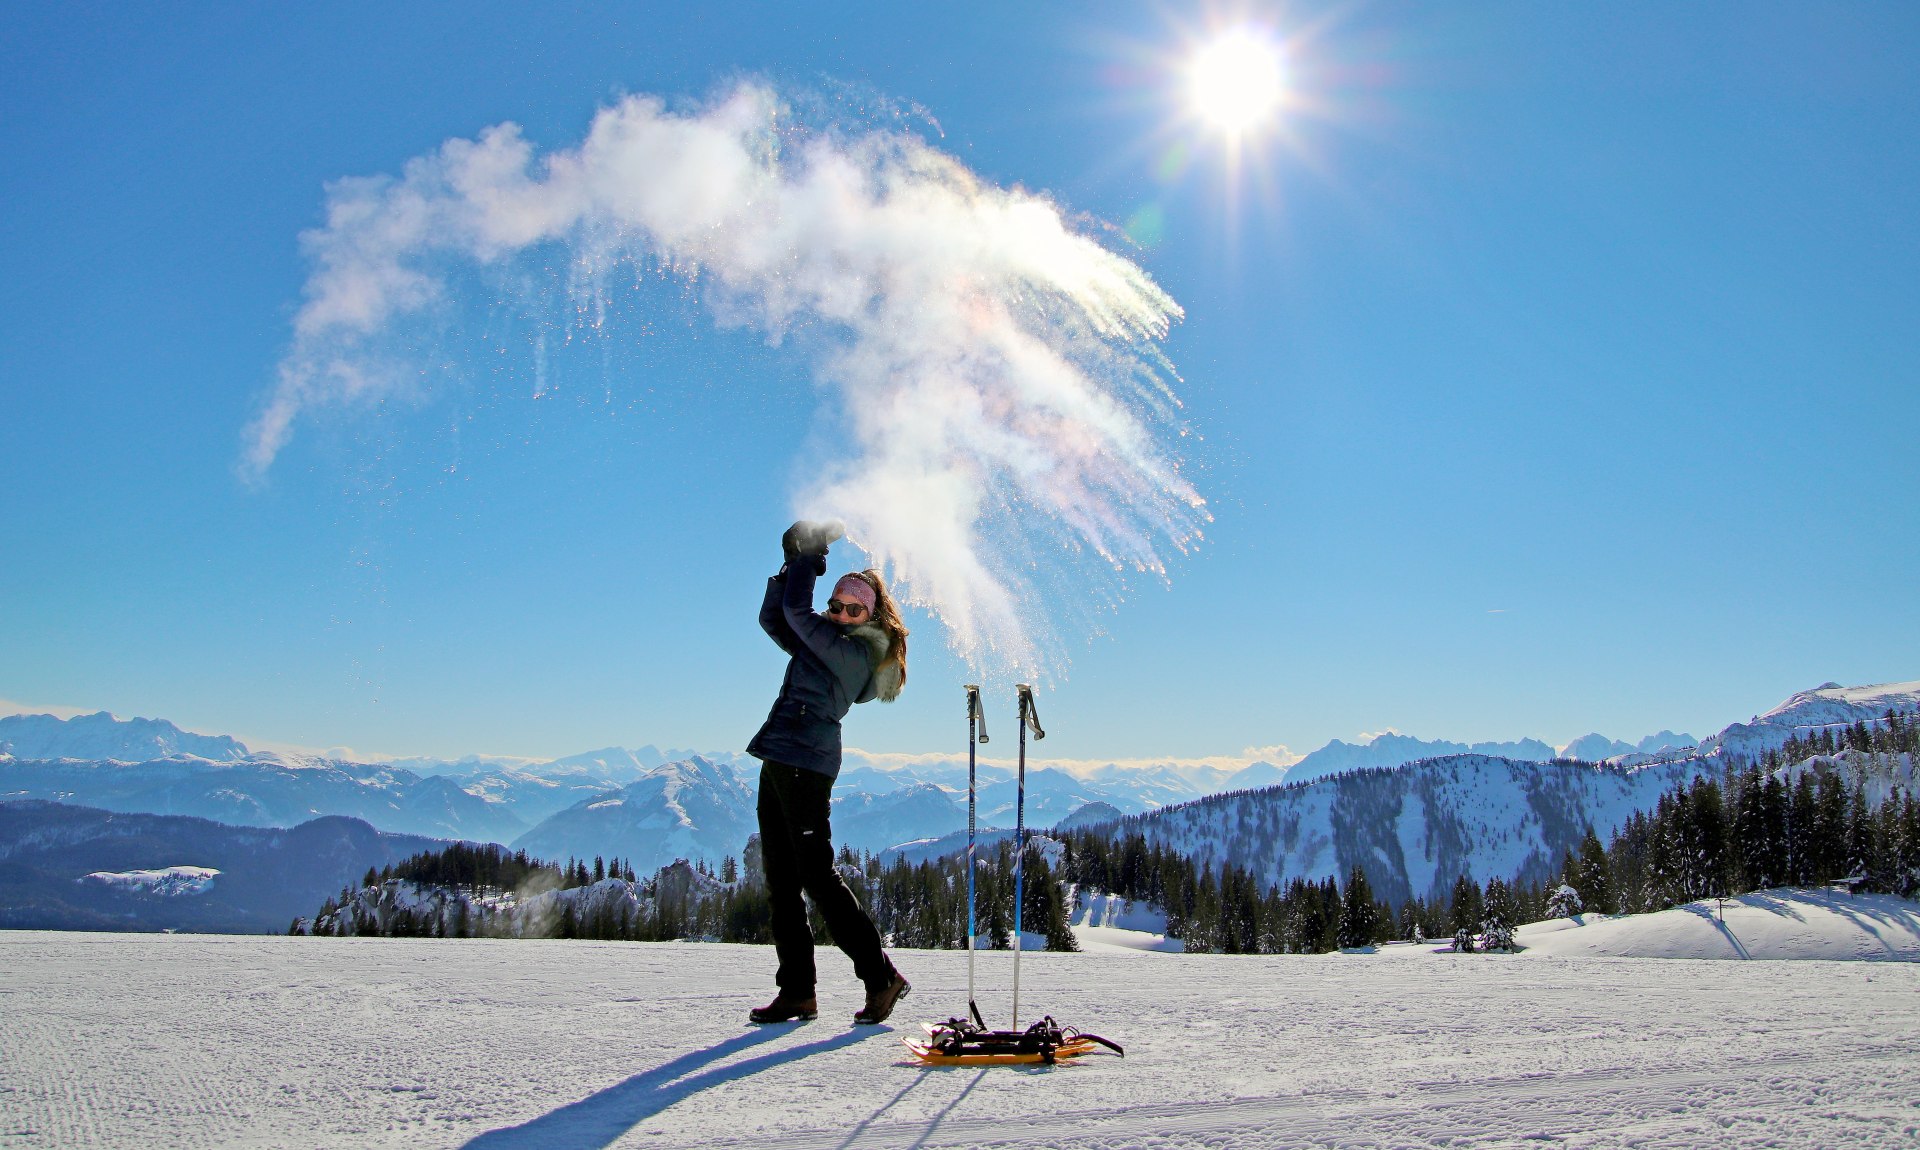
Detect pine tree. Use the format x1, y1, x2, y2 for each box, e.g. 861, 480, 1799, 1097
1481, 877, 1518, 952
1449, 875, 1481, 953
1815, 771, 1848, 882
1338, 864, 1377, 949
1575, 828, 1616, 914
1846, 781, 1873, 879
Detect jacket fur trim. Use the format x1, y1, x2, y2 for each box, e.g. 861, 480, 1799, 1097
846, 623, 904, 703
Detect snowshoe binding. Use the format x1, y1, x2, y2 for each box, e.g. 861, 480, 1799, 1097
905, 1013, 1122, 1067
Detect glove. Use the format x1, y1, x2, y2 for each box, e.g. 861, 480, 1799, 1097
782, 519, 844, 561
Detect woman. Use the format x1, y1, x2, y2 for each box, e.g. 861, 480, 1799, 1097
745, 519, 911, 1025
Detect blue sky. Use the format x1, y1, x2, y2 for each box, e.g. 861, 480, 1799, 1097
3, 3, 1916, 762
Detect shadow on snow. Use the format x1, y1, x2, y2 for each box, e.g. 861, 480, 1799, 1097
461, 1024, 890, 1150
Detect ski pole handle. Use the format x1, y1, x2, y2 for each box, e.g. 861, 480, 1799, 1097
1017, 684, 1045, 741
967, 684, 988, 744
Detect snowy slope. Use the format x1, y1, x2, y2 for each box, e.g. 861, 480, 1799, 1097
1519, 889, 1920, 961
4, 932, 1915, 1149
1701, 680, 1920, 761
1057, 800, 1124, 830
1069, 888, 1184, 953
1115, 753, 1716, 904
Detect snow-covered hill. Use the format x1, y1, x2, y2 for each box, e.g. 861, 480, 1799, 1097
302, 860, 736, 941
1094, 681, 1916, 906
1518, 889, 1920, 961
1113, 753, 1718, 905
1700, 680, 1920, 761
1058, 800, 1124, 830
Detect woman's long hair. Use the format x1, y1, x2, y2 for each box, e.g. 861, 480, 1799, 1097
847, 569, 907, 694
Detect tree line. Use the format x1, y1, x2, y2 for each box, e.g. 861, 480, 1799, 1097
1058, 828, 1533, 953
1553, 749, 1919, 918
298, 835, 1079, 950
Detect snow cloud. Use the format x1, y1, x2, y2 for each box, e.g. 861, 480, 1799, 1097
246, 83, 1208, 675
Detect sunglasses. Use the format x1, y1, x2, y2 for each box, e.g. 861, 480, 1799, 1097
826, 599, 869, 618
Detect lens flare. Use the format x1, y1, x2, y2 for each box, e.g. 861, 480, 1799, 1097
1189, 30, 1283, 136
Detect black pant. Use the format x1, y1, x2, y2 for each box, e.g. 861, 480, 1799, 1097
757, 761, 889, 996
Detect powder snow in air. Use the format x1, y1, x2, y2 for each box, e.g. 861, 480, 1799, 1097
244, 83, 1209, 678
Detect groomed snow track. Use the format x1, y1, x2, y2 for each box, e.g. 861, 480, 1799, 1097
3, 933, 1915, 1148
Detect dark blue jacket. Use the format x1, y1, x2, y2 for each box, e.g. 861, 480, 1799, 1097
746, 563, 884, 780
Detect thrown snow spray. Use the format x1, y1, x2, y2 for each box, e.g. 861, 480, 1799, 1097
245, 83, 1208, 676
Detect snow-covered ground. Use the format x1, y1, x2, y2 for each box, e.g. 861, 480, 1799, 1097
3, 932, 1916, 1148
1518, 889, 1920, 962
1069, 889, 1184, 953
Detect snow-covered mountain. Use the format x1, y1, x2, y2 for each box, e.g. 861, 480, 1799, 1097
1089, 680, 1918, 908
1058, 800, 1124, 830
444, 766, 620, 826
0, 801, 451, 932
511, 757, 759, 873
1558, 731, 1697, 763
0, 754, 527, 843
11, 680, 1909, 881
1111, 753, 1718, 907
1700, 680, 1920, 761
832, 782, 965, 854
1280, 733, 1560, 785
0, 712, 249, 763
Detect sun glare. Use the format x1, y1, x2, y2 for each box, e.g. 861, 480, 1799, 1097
1189, 30, 1283, 137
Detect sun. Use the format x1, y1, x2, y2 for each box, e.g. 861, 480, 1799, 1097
1188, 30, 1284, 137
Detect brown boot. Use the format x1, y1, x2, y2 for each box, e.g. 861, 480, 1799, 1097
853, 968, 910, 1025
749, 993, 817, 1024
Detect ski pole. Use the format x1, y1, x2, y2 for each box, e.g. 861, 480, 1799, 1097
965, 683, 987, 1025
1012, 683, 1045, 1029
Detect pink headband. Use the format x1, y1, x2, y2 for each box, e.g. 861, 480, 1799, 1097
832, 575, 877, 615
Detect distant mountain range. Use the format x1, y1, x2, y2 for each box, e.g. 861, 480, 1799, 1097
510, 757, 759, 873
0, 802, 449, 932
1079, 680, 1920, 906
5, 678, 1915, 936
0, 753, 530, 844
4, 681, 1910, 897
1277, 730, 1700, 786
0, 711, 248, 763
